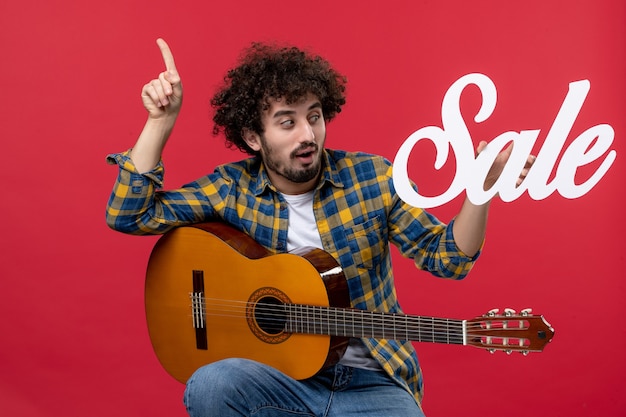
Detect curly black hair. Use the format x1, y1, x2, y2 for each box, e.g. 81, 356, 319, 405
211, 42, 347, 155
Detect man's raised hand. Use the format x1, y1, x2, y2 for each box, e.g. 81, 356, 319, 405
141, 38, 183, 119
129, 39, 184, 172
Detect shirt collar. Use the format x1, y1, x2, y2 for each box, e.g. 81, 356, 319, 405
251, 149, 345, 196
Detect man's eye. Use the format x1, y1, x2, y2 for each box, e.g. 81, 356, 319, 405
281, 120, 294, 127
309, 114, 321, 123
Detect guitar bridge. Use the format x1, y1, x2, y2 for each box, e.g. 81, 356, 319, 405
191, 270, 208, 350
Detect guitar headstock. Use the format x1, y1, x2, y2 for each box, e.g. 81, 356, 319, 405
465, 308, 554, 355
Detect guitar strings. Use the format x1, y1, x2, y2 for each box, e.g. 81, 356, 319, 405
198, 296, 512, 328
199, 296, 466, 327
191, 296, 524, 343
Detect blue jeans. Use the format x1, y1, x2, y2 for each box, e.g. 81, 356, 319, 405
184, 358, 425, 417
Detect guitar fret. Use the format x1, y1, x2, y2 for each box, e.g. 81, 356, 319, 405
317, 305, 322, 335
296, 304, 303, 334
317, 305, 323, 334
350, 308, 354, 337
430, 317, 435, 343
414, 316, 422, 342
359, 310, 365, 337
306, 305, 311, 334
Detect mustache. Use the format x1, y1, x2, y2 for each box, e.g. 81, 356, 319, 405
290, 142, 319, 158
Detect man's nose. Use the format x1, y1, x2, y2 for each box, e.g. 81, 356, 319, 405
298, 121, 315, 142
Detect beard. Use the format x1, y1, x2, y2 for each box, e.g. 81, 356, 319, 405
260, 137, 322, 184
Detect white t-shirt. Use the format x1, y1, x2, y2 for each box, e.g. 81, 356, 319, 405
281, 191, 382, 371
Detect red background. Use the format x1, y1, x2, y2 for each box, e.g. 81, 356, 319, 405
1, 0, 624, 416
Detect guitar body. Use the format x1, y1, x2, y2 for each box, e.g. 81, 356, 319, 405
145, 222, 350, 383
145, 223, 554, 383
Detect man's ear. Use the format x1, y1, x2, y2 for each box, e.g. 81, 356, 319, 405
242, 128, 262, 152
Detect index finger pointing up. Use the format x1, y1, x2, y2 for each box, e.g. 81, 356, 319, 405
156, 38, 177, 72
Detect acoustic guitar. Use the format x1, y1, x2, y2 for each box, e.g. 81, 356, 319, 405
145, 222, 554, 383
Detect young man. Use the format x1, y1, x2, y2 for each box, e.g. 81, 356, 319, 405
106, 39, 533, 416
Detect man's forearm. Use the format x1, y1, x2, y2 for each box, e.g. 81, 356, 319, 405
130, 116, 176, 173
451, 197, 490, 257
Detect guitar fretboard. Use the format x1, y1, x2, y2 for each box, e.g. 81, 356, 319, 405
284, 304, 465, 345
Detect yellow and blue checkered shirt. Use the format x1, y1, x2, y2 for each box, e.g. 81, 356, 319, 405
106, 148, 479, 404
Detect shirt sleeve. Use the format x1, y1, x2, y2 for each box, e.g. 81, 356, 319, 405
105, 150, 218, 235
390, 201, 481, 279
385, 164, 481, 280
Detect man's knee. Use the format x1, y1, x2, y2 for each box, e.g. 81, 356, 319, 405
184, 359, 261, 415
186, 358, 255, 395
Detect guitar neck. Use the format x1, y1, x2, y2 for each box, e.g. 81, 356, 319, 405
285, 304, 465, 345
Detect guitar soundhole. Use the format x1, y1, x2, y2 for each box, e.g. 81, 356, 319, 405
255, 296, 287, 335
246, 287, 291, 344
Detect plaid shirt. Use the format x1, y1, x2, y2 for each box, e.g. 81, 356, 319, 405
106, 148, 479, 404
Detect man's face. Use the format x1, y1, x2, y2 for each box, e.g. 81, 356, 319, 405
245, 94, 326, 195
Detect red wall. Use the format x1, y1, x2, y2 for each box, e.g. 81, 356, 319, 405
1, 0, 624, 416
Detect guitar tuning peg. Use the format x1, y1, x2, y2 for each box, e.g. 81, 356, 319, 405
521, 351, 530, 356
486, 308, 499, 317
521, 308, 532, 316
505, 350, 513, 355
504, 308, 516, 317
488, 349, 496, 354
